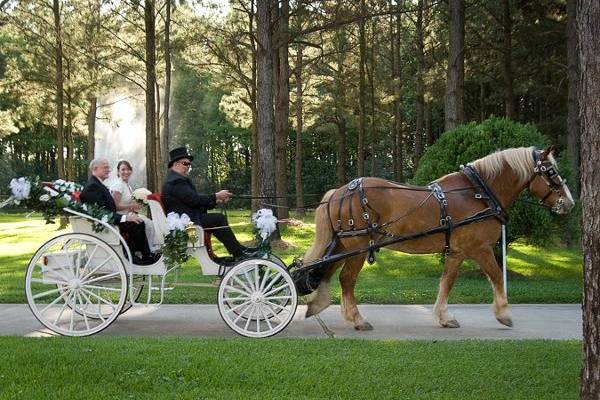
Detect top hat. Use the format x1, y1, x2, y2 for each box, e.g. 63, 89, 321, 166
168, 146, 194, 168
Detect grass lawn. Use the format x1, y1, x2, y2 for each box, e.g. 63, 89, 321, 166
0, 337, 581, 399
0, 211, 583, 304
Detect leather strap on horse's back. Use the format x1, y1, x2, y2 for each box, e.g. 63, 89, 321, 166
461, 165, 508, 224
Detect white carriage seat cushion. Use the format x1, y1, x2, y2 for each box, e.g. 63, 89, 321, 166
147, 199, 170, 245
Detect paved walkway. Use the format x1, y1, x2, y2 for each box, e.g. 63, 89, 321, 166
0, 304, 581, 339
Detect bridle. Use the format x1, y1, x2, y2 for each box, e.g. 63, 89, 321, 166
531, 149, 567, 213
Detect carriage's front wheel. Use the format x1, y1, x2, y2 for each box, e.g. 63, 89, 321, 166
25, 233, 127, 336
217, 258, 297, 338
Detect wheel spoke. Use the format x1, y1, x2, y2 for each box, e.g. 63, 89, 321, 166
83, 272, 121, 285
30, 277, 68, 286
263, 302, 284, 323
253, 265, 260, 292
244, 305, 256, 331
80, 257, 116, 282
224, 285, 252, 297
222, 296, 250, 302
231, 275, 254, 296
76, 292, 90, 330
81, 288, 117, 310
243, 269, 258, 292
264, 282, 290, 297
233, 303, 253, 324
80, 290, 106, 322
32, 287, 62, 300
53, 290, 74, 325
225, 300, 252, 315
258, 268, 272, 292
39, 289, 71, 315
81, 284, 123, 293
259, 304, 273, 331
260, 271, 282, 295
264, 295, 293, 301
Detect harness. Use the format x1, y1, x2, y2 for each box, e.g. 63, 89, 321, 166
324, 166, 510, 263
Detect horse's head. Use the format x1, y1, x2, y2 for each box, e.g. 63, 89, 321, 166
528, 146, 575, 214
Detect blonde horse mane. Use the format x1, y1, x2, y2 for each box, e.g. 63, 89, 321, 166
471, 146, 546, 186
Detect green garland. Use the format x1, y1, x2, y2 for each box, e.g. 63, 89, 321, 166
162, 229, 190, 268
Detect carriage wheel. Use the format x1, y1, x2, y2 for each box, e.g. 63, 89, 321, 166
217, 258, 297, 338
119, 275, 145, 315
25, 233, 127, 336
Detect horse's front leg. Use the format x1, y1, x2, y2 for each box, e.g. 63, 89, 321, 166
306, 261, 342, 318
469, 246, 513, 327
433, 253, 464, 328
339, 254, 372, 331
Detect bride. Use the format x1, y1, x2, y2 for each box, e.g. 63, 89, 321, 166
110, 160, 160, 252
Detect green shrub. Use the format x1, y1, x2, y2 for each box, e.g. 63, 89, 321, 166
412, 117, 578, 246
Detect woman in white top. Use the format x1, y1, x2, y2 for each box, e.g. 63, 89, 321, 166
110, 160, 160, 252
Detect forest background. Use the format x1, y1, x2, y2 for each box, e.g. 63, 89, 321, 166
0, 0, 581, 223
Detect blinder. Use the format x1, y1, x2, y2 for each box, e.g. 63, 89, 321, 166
532, 149, 566, 206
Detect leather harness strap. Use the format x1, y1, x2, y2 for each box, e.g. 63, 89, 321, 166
460, 164, 508, 224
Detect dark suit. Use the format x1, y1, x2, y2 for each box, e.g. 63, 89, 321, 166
161, 170, 244, 257
80, 175, 151, 258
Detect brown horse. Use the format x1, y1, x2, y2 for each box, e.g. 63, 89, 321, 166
303, 146, 575, 330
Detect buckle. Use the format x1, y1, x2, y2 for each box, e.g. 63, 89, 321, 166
363, 212, 370, 220
362, 197, 369, 205
348, 218, 354, 226
475, 194, 482, 199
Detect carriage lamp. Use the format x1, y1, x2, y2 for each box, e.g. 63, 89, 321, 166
185, 222, 199, 248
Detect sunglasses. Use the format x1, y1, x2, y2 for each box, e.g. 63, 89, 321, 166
180, 161, 192, 167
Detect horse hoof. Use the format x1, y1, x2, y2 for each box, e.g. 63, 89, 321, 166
354, 321, 374, 331
440, 319, 460, 328
497, 317, 513, 327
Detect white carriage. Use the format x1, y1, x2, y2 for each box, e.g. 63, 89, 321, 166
24, 198, 298, 338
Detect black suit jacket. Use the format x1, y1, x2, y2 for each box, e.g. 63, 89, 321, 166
80, 176, 123, 225
161, 170, 216, 225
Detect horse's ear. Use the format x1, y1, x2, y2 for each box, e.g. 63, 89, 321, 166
542, 145, 556, 159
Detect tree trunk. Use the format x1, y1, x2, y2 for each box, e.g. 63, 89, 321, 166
145, 0, 157, 191
414, 0, 425, 169
392, 3, 404, 182
294, 43, 305, 218
357, 0, 367, 177
274, 0, 289, 219
53, 0, 65, 179
87, 96, 97, 166
567, 0, 580, 198
256, 0, 278, 237
162, 0, 172, 173
578, 2, 600, 397
368, 19, 377, 176
249, 0, 259, 212
155, 82, 163, 188
335, 28, 348, 186
65, 83, 74, 180
502, 0, 516, 119
444, 0, 465, 131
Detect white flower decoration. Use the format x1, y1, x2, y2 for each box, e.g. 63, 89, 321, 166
39, 194, 50, 202
252, 208, 278, 241
132, 188, 152, 203
9, 177, 31, 201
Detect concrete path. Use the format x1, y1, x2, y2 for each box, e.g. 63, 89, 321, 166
0, 304, 581, 339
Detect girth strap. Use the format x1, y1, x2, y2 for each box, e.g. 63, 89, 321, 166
428, 182, 453, 254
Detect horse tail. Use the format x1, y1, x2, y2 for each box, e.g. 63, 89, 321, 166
304, 189, 337, 263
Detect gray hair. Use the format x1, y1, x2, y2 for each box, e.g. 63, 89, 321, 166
89, 158, 108, 172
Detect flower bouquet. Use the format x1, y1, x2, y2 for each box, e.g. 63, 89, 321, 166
1, 177, 83, 224
162, 212, 192, 268
251, 208, 278, 254
132, 187, 152, 204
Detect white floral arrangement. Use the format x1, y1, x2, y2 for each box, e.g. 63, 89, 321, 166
252, 208, 278, 241
1, 177, 83, 224
166, 212, 191, 231
132, 187, 152, 204
163, 212, 192, 267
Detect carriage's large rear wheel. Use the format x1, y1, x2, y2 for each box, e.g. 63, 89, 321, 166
25, 233, 127, 336
217, 258, 297, 338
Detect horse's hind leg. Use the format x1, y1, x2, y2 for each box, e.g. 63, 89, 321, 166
339, 254, 372, 331
306, 261, 343, 318
433, 253, 464, 328
469, 246, 513, 327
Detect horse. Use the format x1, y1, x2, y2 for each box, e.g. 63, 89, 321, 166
302, 146, 575, 331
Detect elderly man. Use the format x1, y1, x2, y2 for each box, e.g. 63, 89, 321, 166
161, 146, 256, 260
80, 158, 158, 265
